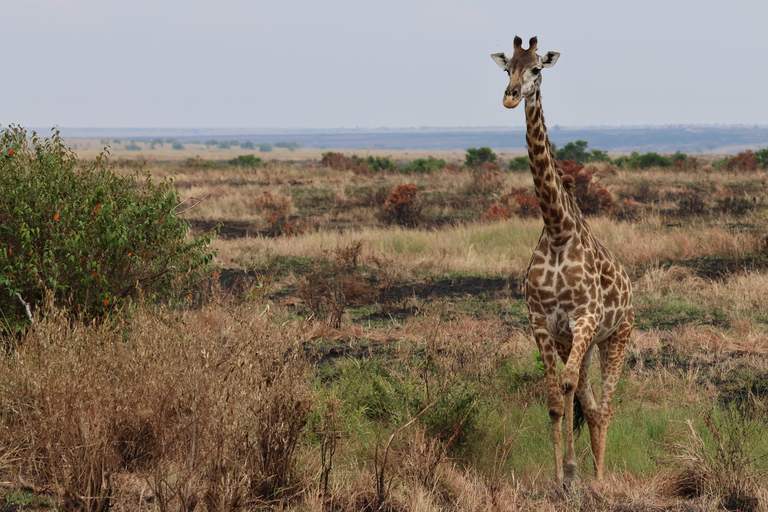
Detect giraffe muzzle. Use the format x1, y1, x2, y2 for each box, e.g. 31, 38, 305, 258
503, 88, 522, 109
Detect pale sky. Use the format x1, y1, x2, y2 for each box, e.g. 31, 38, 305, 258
2, 0, 767, 129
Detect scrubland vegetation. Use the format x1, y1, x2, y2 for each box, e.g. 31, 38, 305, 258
2, 128, 768, 511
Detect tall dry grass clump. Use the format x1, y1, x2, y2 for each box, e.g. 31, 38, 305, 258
0, 300, 312, 510
665, 399, 768, 512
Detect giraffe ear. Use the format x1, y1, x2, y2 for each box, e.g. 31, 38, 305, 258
540, 51, 560, 68
491, 52, 511, 70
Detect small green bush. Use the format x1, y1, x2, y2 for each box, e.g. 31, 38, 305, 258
0, 126, 214, 339
125, 142, 141, 151
240, 141, 255, 150
754, 147, 768, 168
171, 142, 184, 150
401, 156, 446, 174
228, 154, 263, 167
465, 147, 497, 168
258, 143, 272, 153
508, 155, 530, 171
366, 156, 398, 173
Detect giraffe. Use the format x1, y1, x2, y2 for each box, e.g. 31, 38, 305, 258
491, 36, 634, 485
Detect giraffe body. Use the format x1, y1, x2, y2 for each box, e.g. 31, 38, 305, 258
491, 36, 634, 485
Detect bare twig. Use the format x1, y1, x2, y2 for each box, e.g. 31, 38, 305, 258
15, 293, 33, 324
172, 187, 219, 216
375, 401, 437, 509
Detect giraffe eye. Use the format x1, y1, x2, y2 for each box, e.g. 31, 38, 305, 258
531, 68, 541, 75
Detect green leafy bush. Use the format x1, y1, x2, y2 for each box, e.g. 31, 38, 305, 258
755, 147, 768, 168
508, 155, 531, 171
0, 126, 214, 338
240, 141, 255, 150
401, 156, 446, 174
258, 143, 272, 153
171, 141, 184, 150
228, 154, 263, 167
366, 155, 398, 173
464, 147, 497, 168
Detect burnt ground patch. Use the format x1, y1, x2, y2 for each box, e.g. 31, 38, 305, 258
388, 275, 522, 302
188, 219, 259, 239
656, 253, 768, 280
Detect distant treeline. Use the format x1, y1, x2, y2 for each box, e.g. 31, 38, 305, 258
102, 138, 302, 152
507, 140, 768, 171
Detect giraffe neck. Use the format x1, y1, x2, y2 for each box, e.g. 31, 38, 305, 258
525, 91, 578, 239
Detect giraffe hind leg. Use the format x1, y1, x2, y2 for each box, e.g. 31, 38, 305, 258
594, 309, 634, 480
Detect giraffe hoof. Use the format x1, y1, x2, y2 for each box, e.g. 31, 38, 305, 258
563, 460, 581, 487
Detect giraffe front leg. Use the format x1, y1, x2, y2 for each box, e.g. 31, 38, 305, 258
560, 317, 598, 485
533, 327, 564, 485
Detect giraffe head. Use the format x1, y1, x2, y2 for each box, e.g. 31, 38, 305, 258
491, 36, 560, 109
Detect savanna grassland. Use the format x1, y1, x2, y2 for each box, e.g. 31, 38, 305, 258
2, 141, 768, 512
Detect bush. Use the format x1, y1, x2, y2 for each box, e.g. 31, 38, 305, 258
125, 142, 141, 151
725, 151, 757, 171
508, 155, 531, 171
171, 141, 184, 150
558, 159, 616, 215
184, 157, 223, 169
381, 184, 421, 227
0, 126, 214, 339
258, 143, 272, 152
464, 147, 497, 168
240, 141, 255, 149
401, 156, 446, 174
366, 155, 399, 173
228, 154, 263, 167
503, 187, 540, 217
481, 204, 511, 222
321, 152, 368, 174
755, 147, 768, 168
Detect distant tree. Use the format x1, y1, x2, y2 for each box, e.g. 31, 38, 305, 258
228, 140, 241, 147
274, 142, 300, 151
589, 149, 611, 162
165, 138, 178, 144
172, 142, 184, 150
205, 139, 219, 147
555, 140, 589, 164
113, 139, 122, 144
465, 147, 497, 167
125, 142, 141, 151
152, 137, 164, 145
241, 141, 255, 150
258, 143, 272, 153
218, 141, 230, 149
